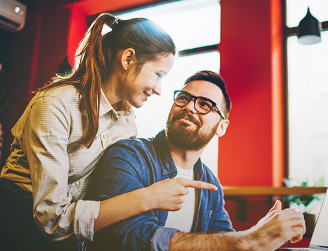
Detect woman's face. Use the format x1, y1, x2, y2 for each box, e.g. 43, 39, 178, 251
124, 53, 175, 108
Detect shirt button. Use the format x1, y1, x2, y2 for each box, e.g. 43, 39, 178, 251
75, 181, 81, 187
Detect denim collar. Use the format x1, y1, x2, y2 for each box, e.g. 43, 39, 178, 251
153, 130, 204, 180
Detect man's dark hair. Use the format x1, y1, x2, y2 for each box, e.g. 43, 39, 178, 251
184, 70, 231, 118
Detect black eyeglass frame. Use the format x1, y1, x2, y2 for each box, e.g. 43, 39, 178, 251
173, 90, 226, 119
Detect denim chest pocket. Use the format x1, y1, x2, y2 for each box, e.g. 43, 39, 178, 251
201, 210, 213, 231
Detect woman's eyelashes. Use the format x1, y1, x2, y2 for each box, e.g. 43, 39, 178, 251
156, 72, 164, 79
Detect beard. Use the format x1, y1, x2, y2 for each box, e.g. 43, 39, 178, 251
166, 111, 219, 151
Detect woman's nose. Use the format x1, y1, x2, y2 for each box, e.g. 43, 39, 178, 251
153, 82, 162, 96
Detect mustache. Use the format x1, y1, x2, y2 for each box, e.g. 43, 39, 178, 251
171, 112, 201, 127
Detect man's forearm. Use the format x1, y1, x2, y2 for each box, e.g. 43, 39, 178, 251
168, 228, 279, 251
168, 201, 305, 251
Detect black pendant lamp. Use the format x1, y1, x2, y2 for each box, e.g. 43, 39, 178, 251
297, 7, 322, 45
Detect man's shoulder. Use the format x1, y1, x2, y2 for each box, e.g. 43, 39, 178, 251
113, 137, 153, 147
100, 131, 169, 171
108, 131, 165, 155
94, 137, 157, 179
106, 137, 156, 156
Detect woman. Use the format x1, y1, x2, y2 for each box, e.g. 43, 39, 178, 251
0, 13, 216, 250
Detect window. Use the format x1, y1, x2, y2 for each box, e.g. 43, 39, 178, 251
285, 0, 328, 185
116, 0, 221, 176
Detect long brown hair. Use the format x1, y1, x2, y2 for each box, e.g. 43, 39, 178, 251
38, 13, 176, 147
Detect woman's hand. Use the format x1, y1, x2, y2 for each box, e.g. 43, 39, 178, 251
146, 178, 217, 211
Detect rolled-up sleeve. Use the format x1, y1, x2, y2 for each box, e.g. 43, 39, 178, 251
150, 227, 179, 251
74, 200, 100, 240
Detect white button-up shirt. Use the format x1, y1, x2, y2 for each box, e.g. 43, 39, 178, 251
1, 84, 137, 241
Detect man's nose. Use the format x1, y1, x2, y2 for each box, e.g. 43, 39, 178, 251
183, 98, 197, 113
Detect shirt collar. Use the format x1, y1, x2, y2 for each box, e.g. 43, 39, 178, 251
99, 88, 116, 117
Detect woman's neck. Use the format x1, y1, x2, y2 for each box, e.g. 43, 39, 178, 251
112, 101, 123, 111
101, 75, 123, 106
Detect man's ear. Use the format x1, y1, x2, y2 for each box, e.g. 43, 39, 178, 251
121, 48, 135, 70
216, 119, 229, 137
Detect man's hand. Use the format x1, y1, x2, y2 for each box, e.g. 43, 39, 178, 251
147, 178, 217, 211
249, 200, 306, 250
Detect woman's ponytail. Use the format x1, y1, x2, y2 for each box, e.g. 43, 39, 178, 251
74, 13, 121, 147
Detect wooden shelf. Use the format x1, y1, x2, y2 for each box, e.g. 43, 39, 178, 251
223, 186, 327, 196
223, 187, 327, 222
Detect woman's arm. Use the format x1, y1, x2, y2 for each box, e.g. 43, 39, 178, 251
24, 92, 100, 241
95, 178, 217, 232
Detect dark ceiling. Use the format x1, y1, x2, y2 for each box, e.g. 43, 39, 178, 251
18, 0, 83, 8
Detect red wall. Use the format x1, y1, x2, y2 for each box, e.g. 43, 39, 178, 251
219, 0, 284, 187
34, 8, 71, 89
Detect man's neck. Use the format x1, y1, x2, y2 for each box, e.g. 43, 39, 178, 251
165, 138, 205, 170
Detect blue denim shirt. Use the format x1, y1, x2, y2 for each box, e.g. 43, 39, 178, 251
90, 130, 234, 251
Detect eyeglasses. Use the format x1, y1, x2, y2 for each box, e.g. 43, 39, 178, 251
173, 90, 225, 119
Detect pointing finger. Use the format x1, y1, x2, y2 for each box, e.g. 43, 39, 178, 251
180, 179, 217, 191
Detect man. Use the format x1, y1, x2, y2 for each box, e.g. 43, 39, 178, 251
89, 71, 305, 251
